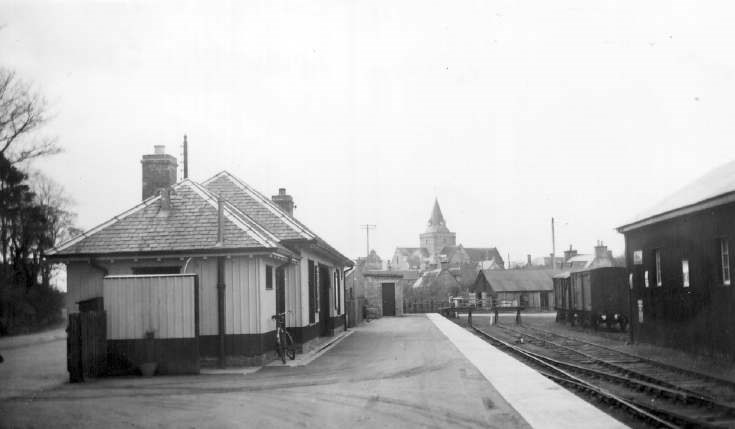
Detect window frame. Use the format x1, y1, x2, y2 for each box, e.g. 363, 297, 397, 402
721, 238, 731, 286
265, 264, 273, 290
654, 249, 662, 287
682, 259, 690, 288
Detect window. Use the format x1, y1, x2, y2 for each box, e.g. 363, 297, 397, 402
334, 270, 341, 314
265, 265, 273, 290
629, 273, 634, 290
655, 249, 662, 287
682, 259, 690, 287
721, 239, 731, 286
644, 270, 649, 288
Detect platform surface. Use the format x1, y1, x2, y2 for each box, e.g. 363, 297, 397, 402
427, 313, 628, 429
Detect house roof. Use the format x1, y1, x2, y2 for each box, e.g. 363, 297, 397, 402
442, 245, 504, 265
618, 160, 735, 232
478, 269, 557, 292
49, 180, 290, 257
412, 268, 460, 289
394, 247, 429, 267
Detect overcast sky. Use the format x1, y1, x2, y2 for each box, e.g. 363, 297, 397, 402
2, 1, 734, 272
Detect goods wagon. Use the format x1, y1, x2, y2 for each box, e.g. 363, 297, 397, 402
554, 266, 629, 331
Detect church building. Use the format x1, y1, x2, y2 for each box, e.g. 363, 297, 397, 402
391, 199, 504, 273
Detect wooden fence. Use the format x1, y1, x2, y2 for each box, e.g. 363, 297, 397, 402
403, 300, 442, 314
67, 310, 106, 382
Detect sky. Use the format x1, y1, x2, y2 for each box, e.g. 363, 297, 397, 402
2, 1, 735, 278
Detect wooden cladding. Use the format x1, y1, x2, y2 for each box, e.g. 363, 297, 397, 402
103, 274, 198, 340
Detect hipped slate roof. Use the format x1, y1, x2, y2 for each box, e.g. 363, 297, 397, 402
49, 180, 288, 256
203, 172, 315, 241
478, 269, 557, 292
204, 172, 352, 266
618, 160, 735, 232
49, 173, 350, 265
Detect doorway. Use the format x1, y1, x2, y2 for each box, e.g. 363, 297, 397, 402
276, 266, 285, 315
382, 283, 396, 316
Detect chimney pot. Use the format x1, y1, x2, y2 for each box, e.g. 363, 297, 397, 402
527, 254, 532, 266
272, 188, 295, 216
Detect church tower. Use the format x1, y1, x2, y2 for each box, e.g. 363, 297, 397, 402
419, 198, 456, 262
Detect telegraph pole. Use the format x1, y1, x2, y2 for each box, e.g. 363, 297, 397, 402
551, 217, 556, 270
361, 224, 376, 257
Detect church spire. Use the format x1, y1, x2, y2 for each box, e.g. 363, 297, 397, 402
425, 198, 450, 233
429, 198, 445, 227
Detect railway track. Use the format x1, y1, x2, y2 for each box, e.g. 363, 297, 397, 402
498, 323, 735, 404
463, 319, 735, 428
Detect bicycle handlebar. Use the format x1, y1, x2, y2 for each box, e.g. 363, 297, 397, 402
271, 311, 292, 319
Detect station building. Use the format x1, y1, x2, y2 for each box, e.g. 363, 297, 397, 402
49, 145, 352, 374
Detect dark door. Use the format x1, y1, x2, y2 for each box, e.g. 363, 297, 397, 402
319, 265, 331, 335
382, 283, 396, 316
540, 291, 549, 309
276, 267, 286, 315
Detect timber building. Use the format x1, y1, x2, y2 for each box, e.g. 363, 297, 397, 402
617, 160, 735, 359
48, 145, 352, 373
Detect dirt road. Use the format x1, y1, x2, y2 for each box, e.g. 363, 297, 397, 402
0, 315, 530, 428
0, 327, 67, 401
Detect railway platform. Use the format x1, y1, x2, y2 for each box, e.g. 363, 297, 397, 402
427, 313, 628, 429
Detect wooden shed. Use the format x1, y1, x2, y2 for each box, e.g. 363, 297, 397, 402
472, 269, 557, 310
617, 160, 735, 359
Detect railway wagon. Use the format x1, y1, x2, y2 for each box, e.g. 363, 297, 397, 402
555, 266, 629, 330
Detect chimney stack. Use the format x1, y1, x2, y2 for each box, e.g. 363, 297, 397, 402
563, 245, 578, 263
142, 145, 178, 201
527, 254, 532, 267
271, 188, 295, 216
594, 241, 609, 260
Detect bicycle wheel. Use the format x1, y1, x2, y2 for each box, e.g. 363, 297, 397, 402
275, 331, 286, 364
284, 331, 296, 360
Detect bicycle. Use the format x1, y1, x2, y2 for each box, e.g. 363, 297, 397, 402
272, 312, 296, 364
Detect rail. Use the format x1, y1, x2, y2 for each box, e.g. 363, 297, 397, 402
461, 317, 735, 427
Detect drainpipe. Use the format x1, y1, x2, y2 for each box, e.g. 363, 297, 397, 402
217, 256, 226, 368
343, 266, 355, 330
216, 196, 226, 368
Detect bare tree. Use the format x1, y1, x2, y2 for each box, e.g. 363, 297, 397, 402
30, 172, 78, 287
0, 68, 60, 163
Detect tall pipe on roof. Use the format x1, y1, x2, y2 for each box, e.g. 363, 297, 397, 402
183, 135, 188, 179
551, 217, 556, 270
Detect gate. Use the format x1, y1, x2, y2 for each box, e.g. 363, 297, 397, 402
67, 310, 107, 382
